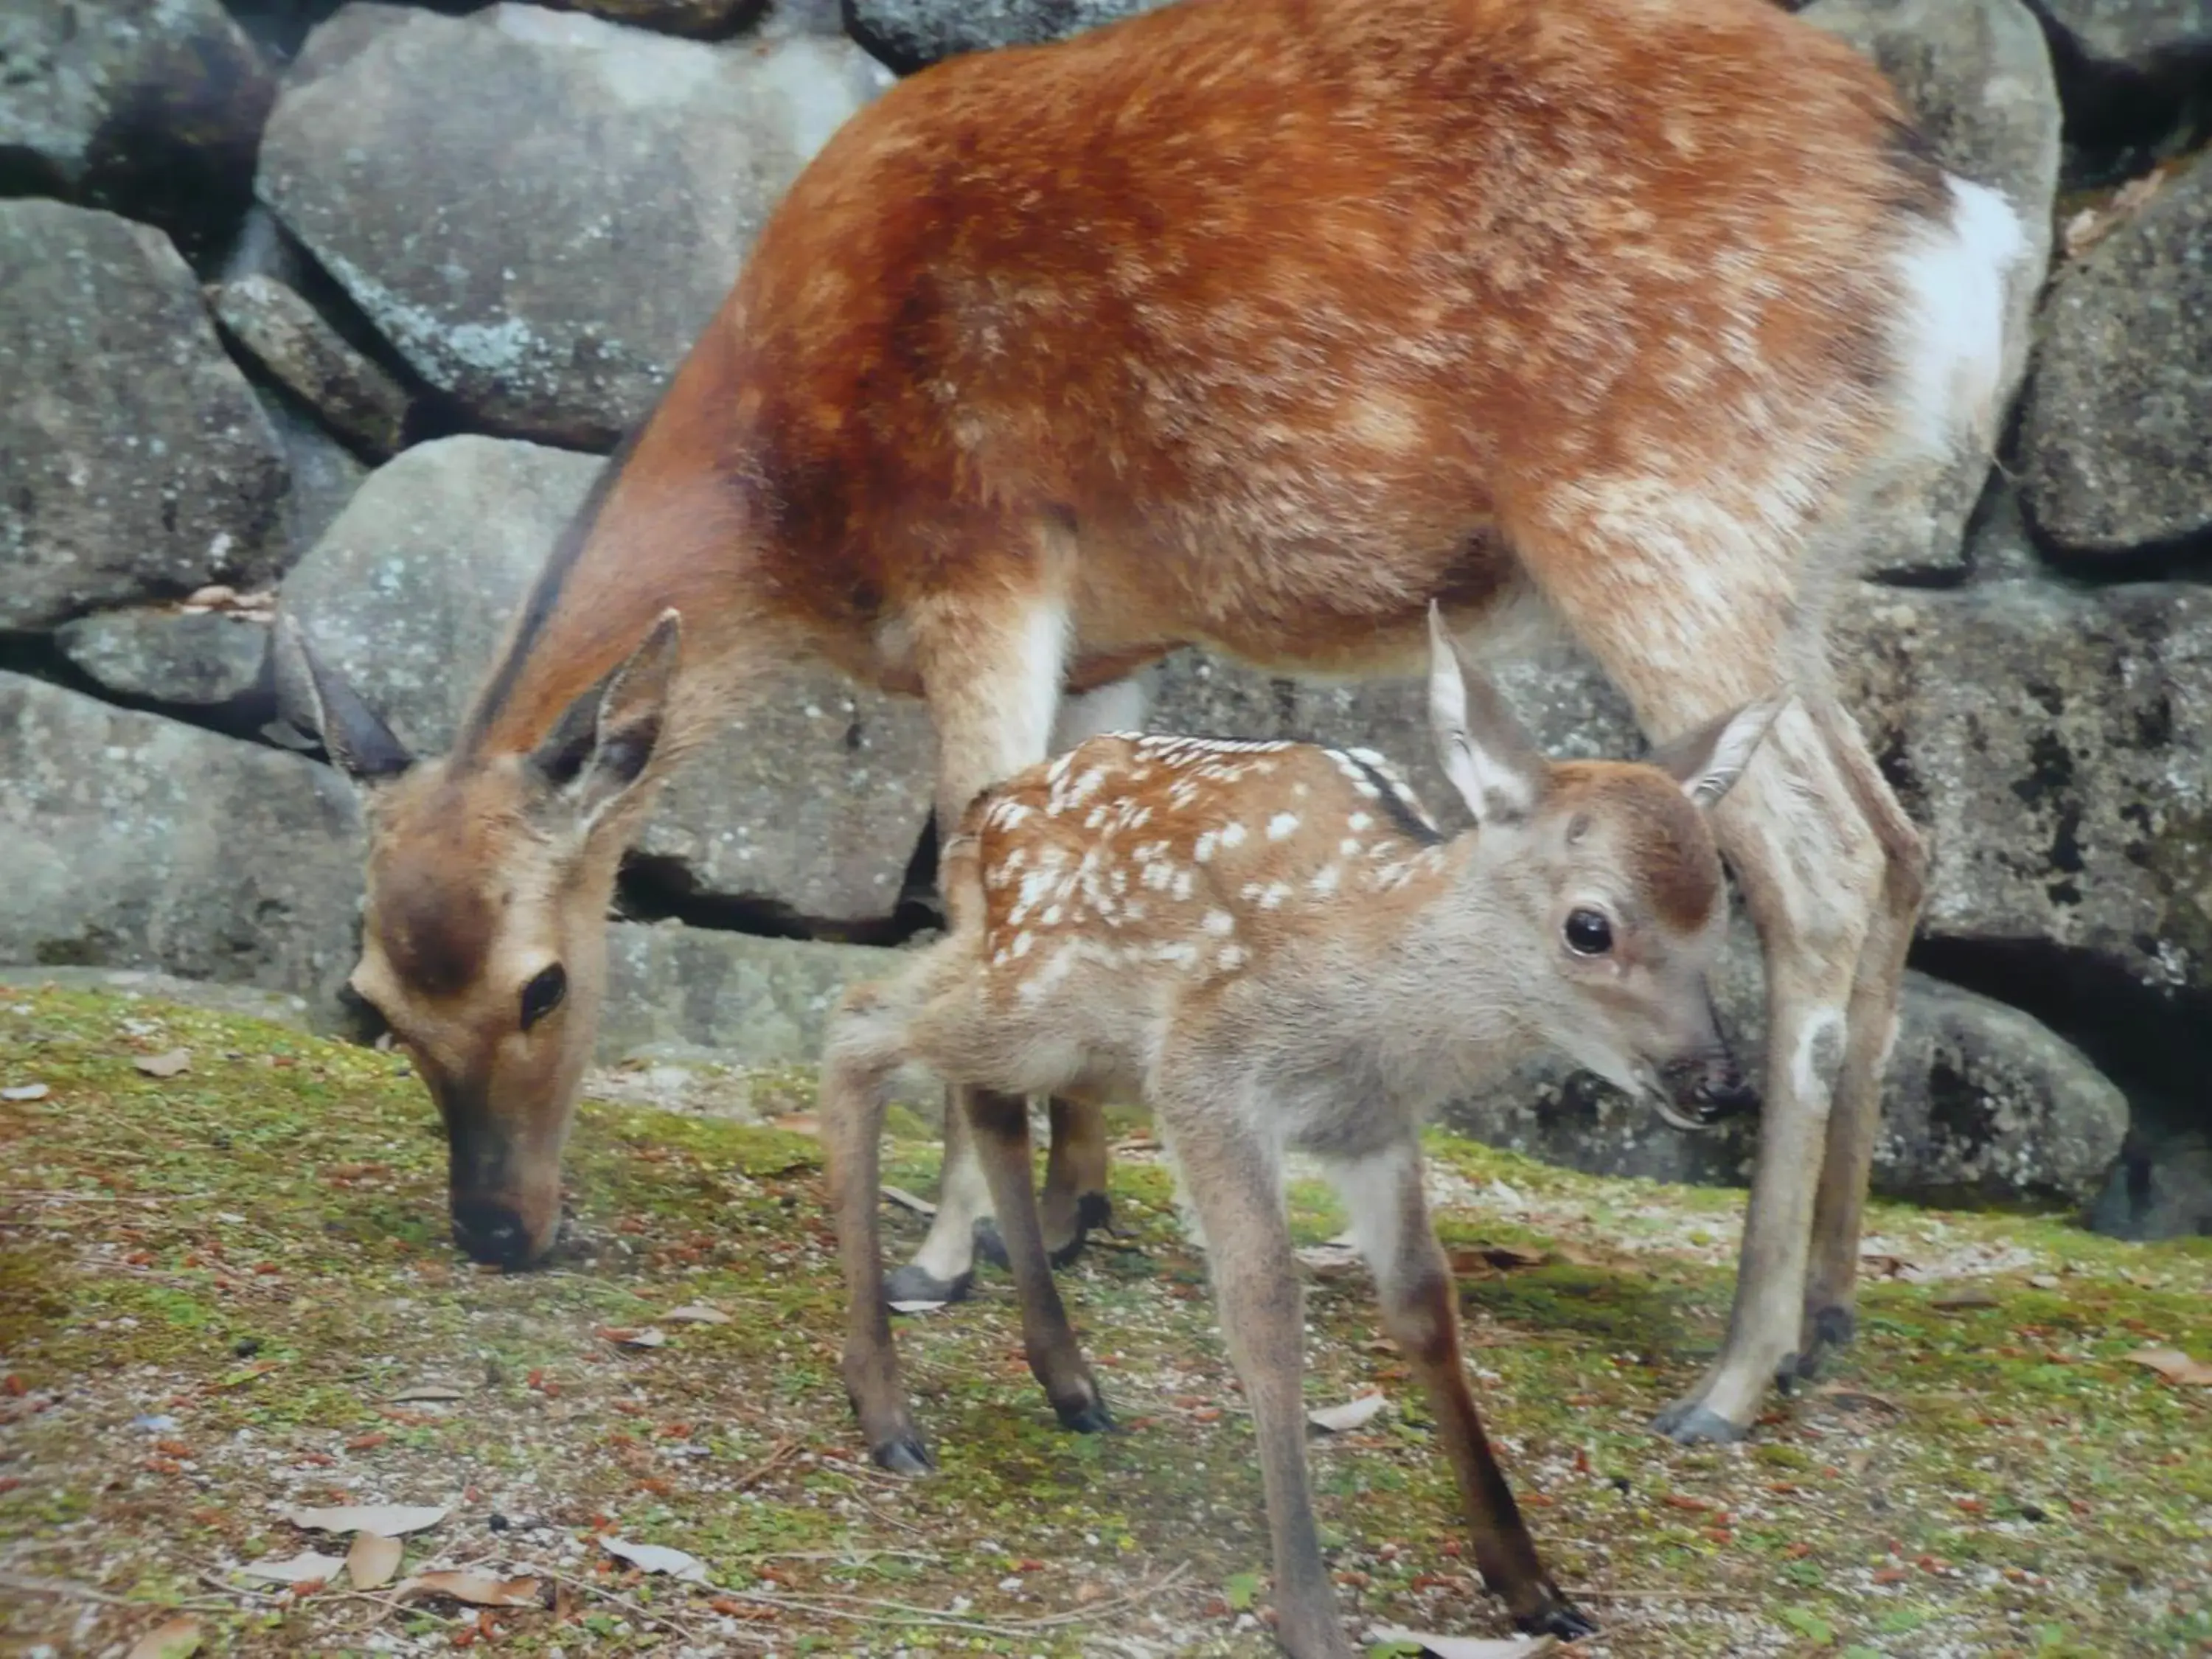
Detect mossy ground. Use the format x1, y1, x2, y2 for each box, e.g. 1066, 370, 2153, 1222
1, 984, 2207, 1658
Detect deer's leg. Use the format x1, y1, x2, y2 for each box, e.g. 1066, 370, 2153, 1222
1657, 695, 1884, 1441
1509, 510, 1891, 1442
1032, 675, 1150, 1264
1324, 1141, 1593, 1641
1164, 1109, 1351, 1659
821, 984, 932, 1474
1796, 703, 1929, 1377
884, 588, 1068, 1307
967, 1086, 1114, 1432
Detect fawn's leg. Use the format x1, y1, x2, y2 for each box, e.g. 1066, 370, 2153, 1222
885, 582, 1068, 1306
1324, 1141, 1593, 1640
967, 1088, 1114, 1432
1164, 1107, 1352, 1659
1796, 701, 1929, 1376
820, 984, 931, 1473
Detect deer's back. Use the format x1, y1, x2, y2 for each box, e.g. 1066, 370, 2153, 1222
723, 0, 1941, 673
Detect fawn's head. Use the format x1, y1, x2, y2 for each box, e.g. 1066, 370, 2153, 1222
276, 612, 685, 1267
1422, 607, 1782, 1126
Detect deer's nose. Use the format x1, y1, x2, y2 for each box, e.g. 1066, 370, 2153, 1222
451, 1197, 534, 1267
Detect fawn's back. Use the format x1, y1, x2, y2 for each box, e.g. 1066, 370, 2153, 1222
896, 721, 1743, 1150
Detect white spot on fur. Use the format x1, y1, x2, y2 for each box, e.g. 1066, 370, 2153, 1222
1219, 821, 1247, 848
1340, 838, 1362, 857
1194, 830, 1218, 863
1203, 909, 1235, 935
1216, 945, 1248, 972
1267, 812, 1300, 841
1172, 869, 1194, 900
1310, 865, 1341, 897
1011, 931, 1034, 959
1348, 812, 1372, 832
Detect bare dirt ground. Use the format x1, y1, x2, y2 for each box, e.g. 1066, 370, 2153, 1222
2, 984, 2208, 1657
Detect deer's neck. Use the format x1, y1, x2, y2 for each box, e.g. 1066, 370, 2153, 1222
459, 386, 767, 766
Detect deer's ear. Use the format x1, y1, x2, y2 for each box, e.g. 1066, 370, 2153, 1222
271, 615, 415, 785
531, 610, 681, 830
1653, 693, 1787, 810
1427, 602, 1544, 825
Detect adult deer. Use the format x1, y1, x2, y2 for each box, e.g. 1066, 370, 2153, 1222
821, 609, 1779, 1652
279, 0, 2023, 1444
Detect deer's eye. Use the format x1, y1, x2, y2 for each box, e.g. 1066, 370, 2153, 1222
520, 964, 568, 1031
1563, 908, 1613, 956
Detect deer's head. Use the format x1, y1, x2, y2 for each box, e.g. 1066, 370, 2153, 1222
275, 612, 683, 1267
1423, 606, 1781, 1128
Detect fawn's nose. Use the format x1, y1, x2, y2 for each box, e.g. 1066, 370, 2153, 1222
1660, 1044, 1760, 1128
451, 1197, 535, 1267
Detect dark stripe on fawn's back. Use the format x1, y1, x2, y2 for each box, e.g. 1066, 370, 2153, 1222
1348, 753, 1445, 846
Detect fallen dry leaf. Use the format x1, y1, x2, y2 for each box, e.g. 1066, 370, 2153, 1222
2028, 1273, 2061, 1290
879, 1184, 937, 1216
133, 1049, 191, 1079
283, 1503, 450, 1537
237, 1549, 348, 1585
663, 1304, 731, 1325
771, 1112, 818, 1135
1931, 1287, 2000, 1311
389, 1383, 467, 1402
1368, 1625, 1556, 1658
396, 1571, 544, 1607
602, 1536, 709, 1582
347, 1531, 403, 1590
888, 1298, 948, 1315
2121, 1348, 2212, 1386
126, 1616, 203, 1659
1308, 1391, 1388, 1433
598, 1325, 668, 1348
1, 1082, 49, 1102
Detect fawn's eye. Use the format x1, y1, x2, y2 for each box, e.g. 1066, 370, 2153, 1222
520, 964, 568, 1031
1563, 908, 1613, 956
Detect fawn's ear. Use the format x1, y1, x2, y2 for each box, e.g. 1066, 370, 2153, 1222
1652, 693, 1788, 809
529, 609, 682, 832
1427, 602, 1545, 825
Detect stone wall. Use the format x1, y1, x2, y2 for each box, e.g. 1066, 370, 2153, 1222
2, 0, 2208, 1234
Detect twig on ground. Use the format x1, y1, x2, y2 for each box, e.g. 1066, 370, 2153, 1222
0, 1570, 234, 1612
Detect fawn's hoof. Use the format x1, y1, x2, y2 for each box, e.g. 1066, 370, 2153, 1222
883, 1263, 972, 1308
1518, 1601, 1599, 1641
1651, 1400, 1750, 1445
1053, 1392, 1117, 1435
1046, 1192, 1113, 1267
871, 1433, 934, 1475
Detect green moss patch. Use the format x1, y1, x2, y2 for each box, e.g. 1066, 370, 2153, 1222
1, 984, 2206, 1656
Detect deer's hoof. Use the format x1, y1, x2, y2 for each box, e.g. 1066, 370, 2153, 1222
871, 1433, 934, 1476
883, 1263, 971, 1308
972, 1218, 1011, 1271
1651, 1401, 1750, 1445
1518, 1601, 1599, 1641
1053, 1392, 1117, 1435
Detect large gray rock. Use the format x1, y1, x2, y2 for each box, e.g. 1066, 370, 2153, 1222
2036, 0, 2211, 72
56, 608, 272, 707
207, 274, 411, 459
538, 0, 768, 41
599, 923, 902, 1064
1834, 577, 2212, 997
0, 201, 291, 631
256, 4, 892, 448
1441, 932, 2129, 1208
0, 673, 364, 1007
0, 0, 277, 259
2017, 150, 2212, 553
1803, 0, 2059, 580
841, 0, 1169, 73
278, 436, 939, 922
